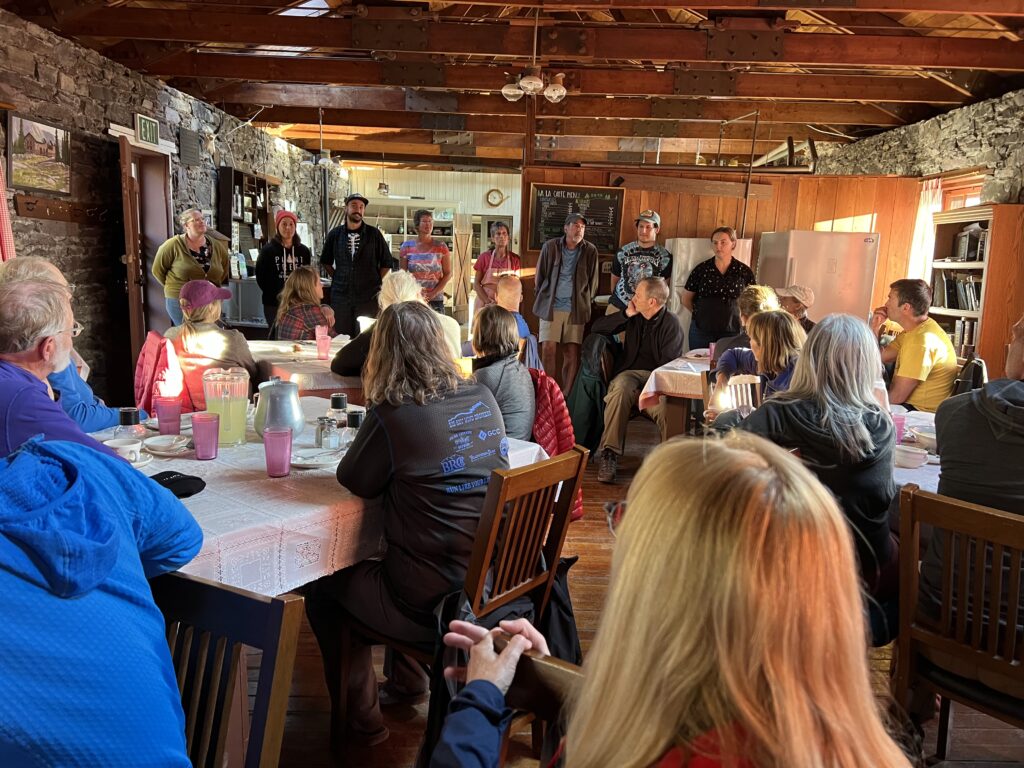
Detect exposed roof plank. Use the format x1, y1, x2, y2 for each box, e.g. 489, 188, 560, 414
139, 52, 968, 103
61, 9, 1024, 71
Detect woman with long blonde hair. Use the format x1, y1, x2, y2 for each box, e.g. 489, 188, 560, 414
274, 266, 334, 340
434, 435, 912, 768
716, 309, 805, 398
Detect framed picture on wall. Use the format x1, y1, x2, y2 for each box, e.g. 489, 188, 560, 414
6, 114, 71, 196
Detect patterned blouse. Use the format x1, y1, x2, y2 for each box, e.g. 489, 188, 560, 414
276, 303, 333, 341
683, 257, 755, 335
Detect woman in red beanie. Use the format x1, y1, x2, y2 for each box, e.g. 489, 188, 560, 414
256, 209, 312, 329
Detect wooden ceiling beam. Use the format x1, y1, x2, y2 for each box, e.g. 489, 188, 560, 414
207, 82, 900, 125
236, 107, 526, 133
63, 9, 1024, 71
362, 1, 1024, 14
142, 52, 966, 103
204, 83, 522, 115
535, 118, 854, 141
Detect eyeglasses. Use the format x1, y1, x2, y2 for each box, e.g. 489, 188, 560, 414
61, 322, 84, 338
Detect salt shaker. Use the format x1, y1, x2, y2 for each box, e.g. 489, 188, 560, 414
325, 392, 348, 428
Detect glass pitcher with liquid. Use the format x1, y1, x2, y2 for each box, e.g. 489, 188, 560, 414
202, 367, 250, 446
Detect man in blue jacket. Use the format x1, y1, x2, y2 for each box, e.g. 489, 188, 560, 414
0, 437, 203, 766
0, 280, 119, 457
0, 256, 143, 430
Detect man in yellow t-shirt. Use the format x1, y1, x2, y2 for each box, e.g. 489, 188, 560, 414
871, 278, 958, 412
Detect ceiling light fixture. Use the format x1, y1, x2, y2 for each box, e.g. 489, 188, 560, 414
377, 153, 389, 197
543, 73, 567, 103
301, 107, 332, 167
500, 10, 570, 104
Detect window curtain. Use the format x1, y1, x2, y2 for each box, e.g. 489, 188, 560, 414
909, 178, 942, 281
0, 166, 15, 263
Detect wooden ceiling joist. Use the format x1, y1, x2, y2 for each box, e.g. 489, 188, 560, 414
146, 53, 968, 104
208, 83, 904, 126
62, 9, 1024, 71
372, 1, 1024, 13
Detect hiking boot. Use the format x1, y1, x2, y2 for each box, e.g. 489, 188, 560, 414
597, 450, 618, 484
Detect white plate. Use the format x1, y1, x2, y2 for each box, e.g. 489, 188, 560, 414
144, 435, 191, 456
129, 453, 154, 469
291, 448, 346, 469
144, 412, 195, 433
684, 348, 711, 360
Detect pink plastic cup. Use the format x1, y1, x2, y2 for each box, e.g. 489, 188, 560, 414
316, 334, 331, 360
154, 397, 182, 435
263, 427, 293, 478
891, 413, 907, 444
191, 413, 220, 461
708, 341, 717, 361
315, 324, 329, 339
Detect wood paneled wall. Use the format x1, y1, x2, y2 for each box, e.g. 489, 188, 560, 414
519, 167, 921, 313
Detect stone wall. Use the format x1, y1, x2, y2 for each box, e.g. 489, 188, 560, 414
0, 8, 347, 403
816, 87, 1024, 204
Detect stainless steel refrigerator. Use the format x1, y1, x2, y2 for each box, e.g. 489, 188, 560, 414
756, 231, 880, 321
666, 237, 753, 351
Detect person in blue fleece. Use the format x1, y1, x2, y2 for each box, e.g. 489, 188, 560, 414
0, 280, 119, 458
0, 256, 145, 431
0, 437, 203, 766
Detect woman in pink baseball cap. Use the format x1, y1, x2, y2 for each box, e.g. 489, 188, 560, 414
164, 280, 259, 410
256, 209, 312, 329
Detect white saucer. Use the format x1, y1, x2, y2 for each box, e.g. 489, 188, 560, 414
130, 453, 154, 469
144, 413, 195, 434
291, 448, 346, 469
684, 348, 711, 360
144, 435, 191, 456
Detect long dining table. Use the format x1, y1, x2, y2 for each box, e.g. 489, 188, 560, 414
638, 355, 712, 439
248, 337, 363, 402
97, 396, 550, 597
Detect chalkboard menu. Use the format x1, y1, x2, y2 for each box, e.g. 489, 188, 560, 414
528, 183, 624, 253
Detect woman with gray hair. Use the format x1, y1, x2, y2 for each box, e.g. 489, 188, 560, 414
330, 270, 460, 376
737, 313, 898, 644
152, 208, 230, 325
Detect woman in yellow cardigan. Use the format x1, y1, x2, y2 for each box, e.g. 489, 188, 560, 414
152, 208, 230, 324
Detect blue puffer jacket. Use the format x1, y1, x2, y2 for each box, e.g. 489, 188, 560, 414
0, 438, 202, 767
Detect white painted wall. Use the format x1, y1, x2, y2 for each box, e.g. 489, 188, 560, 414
346, 168, 524, 251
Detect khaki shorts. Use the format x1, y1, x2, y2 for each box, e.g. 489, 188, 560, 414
539, 310, 585, 345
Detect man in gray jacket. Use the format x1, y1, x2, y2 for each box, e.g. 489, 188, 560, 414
532, 213, 600, 394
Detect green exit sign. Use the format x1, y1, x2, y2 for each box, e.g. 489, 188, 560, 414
135, 114, 160, 147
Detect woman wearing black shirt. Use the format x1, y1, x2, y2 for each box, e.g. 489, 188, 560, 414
303, 301, 509, 746
681, 226, 755, 352
255, 210, 312, 329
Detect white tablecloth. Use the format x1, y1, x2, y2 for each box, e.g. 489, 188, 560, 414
98, 398, 549, 596
639, 356, 711, 410
248, 338, 361, 394
893, 410, 940, 493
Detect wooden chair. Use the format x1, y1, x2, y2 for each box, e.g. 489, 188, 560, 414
700, 369, 762, 414
332, 445, 590, 763
894, 485, 1024, 761
149, 572, 304, 768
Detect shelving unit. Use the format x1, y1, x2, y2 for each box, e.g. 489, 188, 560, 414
216, 166, 281, 261
928, 203, 1024, 377
366, 198, 460, 260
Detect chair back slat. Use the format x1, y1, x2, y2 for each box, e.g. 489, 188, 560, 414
701, 369, 762, 414
464, 446, 588, 621
895, 485, 1024, 726
150, 572, 304, 768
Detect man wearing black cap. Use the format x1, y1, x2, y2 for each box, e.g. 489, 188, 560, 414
533, 212, 600, 393
320, 193, 392, 338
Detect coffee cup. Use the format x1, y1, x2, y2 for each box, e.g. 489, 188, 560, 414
104, 438, 143, 463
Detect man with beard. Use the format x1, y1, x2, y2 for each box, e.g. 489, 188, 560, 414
320, 193, 392, 338
0, 280, 118, 458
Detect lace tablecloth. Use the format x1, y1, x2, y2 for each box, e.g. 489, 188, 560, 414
104, 397, 548, 596
248, 338, 361, 394
638, 356, 712, 410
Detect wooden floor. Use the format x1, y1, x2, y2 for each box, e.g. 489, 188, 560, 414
257, 419, 1024, 768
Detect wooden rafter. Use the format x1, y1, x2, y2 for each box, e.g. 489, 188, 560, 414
61, 9, 1024, 71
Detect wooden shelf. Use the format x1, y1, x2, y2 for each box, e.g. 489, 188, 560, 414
932, 260, 985, 269
930, 307, 981, 319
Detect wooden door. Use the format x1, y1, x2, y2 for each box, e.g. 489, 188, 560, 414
118, 137, 174, 369
118, 136, 146, 369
